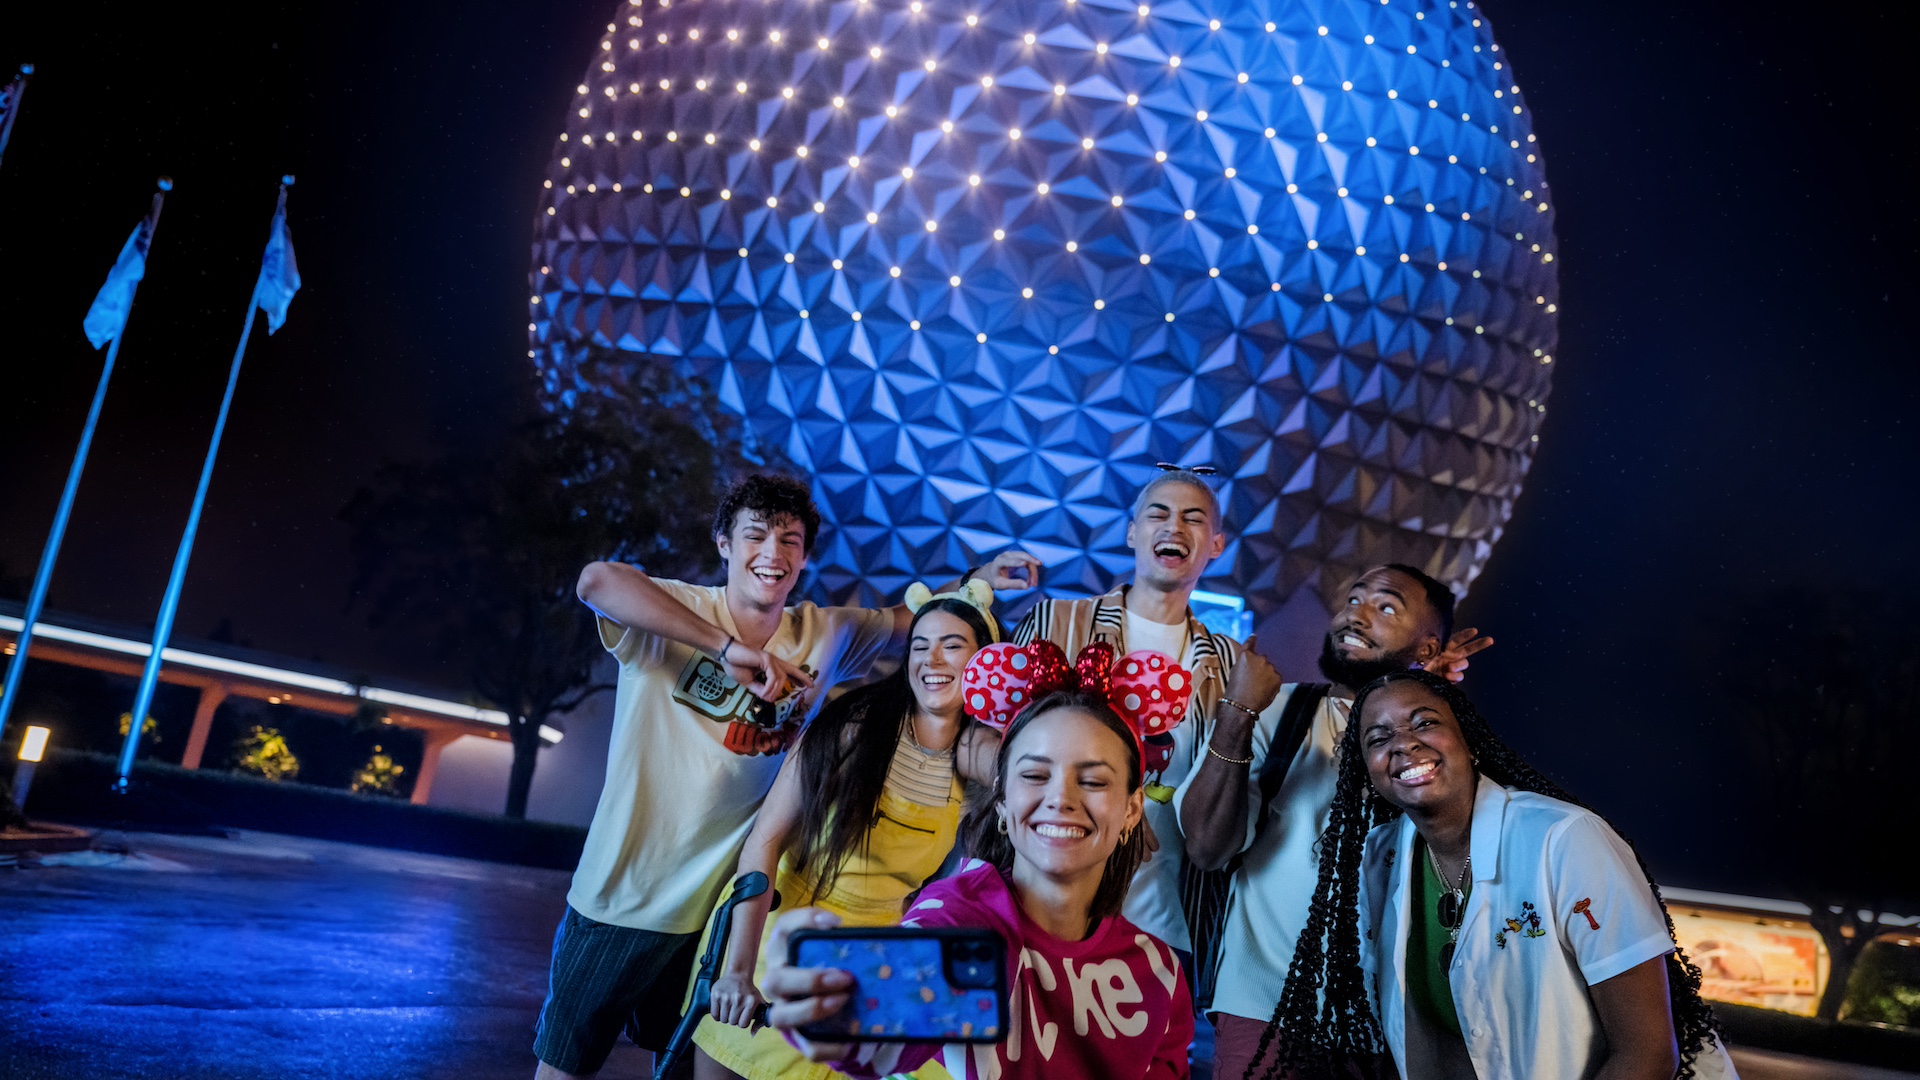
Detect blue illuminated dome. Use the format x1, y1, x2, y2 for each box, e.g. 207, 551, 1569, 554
531, 0, 1558, 641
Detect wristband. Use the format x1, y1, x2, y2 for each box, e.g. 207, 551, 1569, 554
718, 635, 736, 664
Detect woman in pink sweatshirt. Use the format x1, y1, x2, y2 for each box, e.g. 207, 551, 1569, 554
761, 685, 1195, 1080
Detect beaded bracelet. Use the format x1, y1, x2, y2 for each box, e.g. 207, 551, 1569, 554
1206, 743, 1254, 766
1218, 696, 1260, 719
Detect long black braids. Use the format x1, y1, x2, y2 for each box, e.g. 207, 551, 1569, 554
1250, 669, 1722, 1080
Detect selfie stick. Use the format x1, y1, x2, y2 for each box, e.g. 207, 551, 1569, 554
655, 871, 779, 1080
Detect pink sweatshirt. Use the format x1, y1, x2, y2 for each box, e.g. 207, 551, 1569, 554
818, 862, 1193, 1080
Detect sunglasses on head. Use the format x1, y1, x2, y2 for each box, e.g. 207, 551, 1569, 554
1154, 462, 1218, 477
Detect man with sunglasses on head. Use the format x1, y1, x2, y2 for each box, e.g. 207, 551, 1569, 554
1009, 465, 1284, 984
1176, 563, 1491, 1080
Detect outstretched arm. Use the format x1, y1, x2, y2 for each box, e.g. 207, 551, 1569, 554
708, 752, 807, 1027
576, 560, 811, 701
1422, 627, 1493, 683
763, 905, 956, 1076
885, 549, 1044, 640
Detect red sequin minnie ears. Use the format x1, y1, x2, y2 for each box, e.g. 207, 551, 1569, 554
960, 640, 1195, 749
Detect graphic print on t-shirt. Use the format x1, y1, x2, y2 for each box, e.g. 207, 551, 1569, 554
671, 652, 815, 756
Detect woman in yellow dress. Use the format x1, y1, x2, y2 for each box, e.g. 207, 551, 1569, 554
692, 581, 1003, 1080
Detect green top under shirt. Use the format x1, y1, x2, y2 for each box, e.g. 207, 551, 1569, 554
1407, 836, 1470, 1038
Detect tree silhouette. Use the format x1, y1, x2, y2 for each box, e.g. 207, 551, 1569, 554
344, 366, 772, 818
1719, 588, 1918, 1020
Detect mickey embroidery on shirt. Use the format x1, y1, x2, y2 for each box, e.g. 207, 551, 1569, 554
1494, 901, 1547, 948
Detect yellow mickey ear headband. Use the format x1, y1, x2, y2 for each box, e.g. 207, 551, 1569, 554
903, 578, 1001, 643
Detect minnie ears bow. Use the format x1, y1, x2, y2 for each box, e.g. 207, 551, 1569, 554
961, 640, 1193, 741
904, 579, 1001, 643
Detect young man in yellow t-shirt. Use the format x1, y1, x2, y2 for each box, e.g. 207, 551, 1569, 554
533, 475, 1037, 1079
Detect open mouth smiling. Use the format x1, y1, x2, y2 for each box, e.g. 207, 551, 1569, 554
1031, 822, 1089, 840
1336, 627, 1376, 650
1393, 760, 1439, 785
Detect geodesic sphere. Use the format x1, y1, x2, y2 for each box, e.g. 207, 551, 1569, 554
531, 0, 1558, 638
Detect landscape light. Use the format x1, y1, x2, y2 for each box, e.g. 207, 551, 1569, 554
19, 725, 49, 763
13, 725, 50, 810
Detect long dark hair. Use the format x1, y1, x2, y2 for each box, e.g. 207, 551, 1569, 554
1252, 669, 1722, 1080
790, 597, 996, 897
960, 689, 1151, 927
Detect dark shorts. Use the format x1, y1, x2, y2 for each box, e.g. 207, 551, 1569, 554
533, 906, 700, 1073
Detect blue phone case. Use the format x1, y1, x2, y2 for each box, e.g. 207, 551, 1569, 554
788, 927, 1009, 1043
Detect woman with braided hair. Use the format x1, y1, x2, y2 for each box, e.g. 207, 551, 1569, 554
1246, 670, 1735, 1080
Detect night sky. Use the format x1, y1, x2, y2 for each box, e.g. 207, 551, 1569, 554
4, 2, 1914, 896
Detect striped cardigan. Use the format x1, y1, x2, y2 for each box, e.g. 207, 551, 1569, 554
1010, 584, 1243, 781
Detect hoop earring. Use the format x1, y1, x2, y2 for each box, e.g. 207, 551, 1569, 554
997, 816, 1008, 835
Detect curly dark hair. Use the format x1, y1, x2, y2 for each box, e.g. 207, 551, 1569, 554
960, 689, 1150, 926
790, 597, 998, 899
1251, 669, 1722, 1080
710, 474, 820, 551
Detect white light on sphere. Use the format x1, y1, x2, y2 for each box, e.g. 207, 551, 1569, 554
531, 0, 1559, 644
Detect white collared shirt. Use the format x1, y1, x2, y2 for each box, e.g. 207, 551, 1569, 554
1361, 775, 1740, 1080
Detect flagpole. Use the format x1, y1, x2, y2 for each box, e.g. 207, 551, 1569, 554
115, 178, 293, 791
0, 178, 168, 746
0, 64, 31, 173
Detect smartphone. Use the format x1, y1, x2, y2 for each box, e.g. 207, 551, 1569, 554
787, 926, 1009, 1043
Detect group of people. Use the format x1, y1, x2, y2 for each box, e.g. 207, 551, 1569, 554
531, 471, 1738, 1080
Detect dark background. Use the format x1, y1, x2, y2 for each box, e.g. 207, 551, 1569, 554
3, 2, 1914, 895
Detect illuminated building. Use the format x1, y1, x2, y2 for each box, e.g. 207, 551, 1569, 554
531, 0, 1558, 635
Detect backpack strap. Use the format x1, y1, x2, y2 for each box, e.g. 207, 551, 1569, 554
1248, 683, 1331, 847
1187, 682, 1330, 1012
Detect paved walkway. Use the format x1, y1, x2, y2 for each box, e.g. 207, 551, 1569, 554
0, 829, 653, 1080
0, 829, 1909, 1079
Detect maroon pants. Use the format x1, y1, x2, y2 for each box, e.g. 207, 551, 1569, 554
1211, 1012, 1393, 1080
1212, 1012, 1288, 1080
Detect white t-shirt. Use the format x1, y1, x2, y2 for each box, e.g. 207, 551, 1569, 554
1173, 683, 1349, 1019
1121, 607, 1196, 950
567, 580, 895, 934
1122, 609, 1187, 664
1362, 776, 1740, 1080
